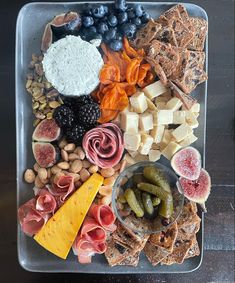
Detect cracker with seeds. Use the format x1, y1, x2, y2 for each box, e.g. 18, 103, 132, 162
187, 17, 208, 51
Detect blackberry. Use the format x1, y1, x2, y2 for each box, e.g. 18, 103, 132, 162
62, 95, 94, 112
77, 103, 101, 125
53, 106, 75, 128
65, 124, 86, 143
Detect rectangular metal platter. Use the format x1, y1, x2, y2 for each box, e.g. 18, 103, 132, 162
16, 1, 208, 273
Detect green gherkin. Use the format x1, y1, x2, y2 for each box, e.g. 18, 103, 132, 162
143, 166, 171, 192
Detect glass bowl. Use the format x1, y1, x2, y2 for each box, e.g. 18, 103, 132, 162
112, 161, 184, 234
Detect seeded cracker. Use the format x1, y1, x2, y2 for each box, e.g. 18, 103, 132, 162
187, 17, 208, 51
144, 241, 170, 266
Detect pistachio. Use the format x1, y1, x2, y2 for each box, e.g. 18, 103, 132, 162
32, 101, 39, 110
39, 103, 47, 110
35, 111, 46, 119
46, 112, 53, 119
26, 80, 32, 89
49, 101, 60, 109
33, 119, 40, 127
38, 96, 46, 104
46, 89, 59, 99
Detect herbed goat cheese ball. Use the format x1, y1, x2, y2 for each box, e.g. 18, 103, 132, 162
42, 35, 104, 96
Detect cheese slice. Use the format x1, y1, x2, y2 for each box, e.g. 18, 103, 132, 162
34, 173, 104, 259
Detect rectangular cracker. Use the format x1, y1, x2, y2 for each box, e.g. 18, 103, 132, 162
185, 236, 200, 259
144, 241, 170, 266
187, 17, 208, 51
118, 251, 140, 266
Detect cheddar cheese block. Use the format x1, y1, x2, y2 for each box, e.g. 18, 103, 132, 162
34, 173, 104, 259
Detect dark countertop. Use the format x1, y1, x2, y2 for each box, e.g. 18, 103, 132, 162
0, 0, 234, 282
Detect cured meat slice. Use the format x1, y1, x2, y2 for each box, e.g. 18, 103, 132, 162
36, 188, 57, 214
48, 175, 75, 205
88, 204, 116, 232
80, 216, 106, 243
18, 199, 49, 236
83, 123, 124, 169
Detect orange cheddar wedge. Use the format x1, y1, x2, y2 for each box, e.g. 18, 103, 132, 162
34, 173, 104, 259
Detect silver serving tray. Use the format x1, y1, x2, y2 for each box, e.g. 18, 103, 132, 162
16, 1, 208, 273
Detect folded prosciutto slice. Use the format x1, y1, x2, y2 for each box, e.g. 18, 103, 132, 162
83, 123, 124, 169
36, 188, 57, 214
48, 175, 74, 205
18, 198, 49, 236
89, 204, 116, 232
73, 216, 107, 264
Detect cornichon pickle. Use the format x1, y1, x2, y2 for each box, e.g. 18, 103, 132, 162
137, 183, 172, 201
152, 196, 161, 206
132, 174, 147, 185
142, 192, 154, 216
143, 166, 171, 192
134, 189, 144, 210
124, 188, 144, 218
118, 194, 127, 204
159, 199, 173, 218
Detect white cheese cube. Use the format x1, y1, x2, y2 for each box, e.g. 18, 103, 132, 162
130, 92, 148, 113
150, 125, 165, 143
155, 93, 171, 104
171, 124, 193, 142
139, 112, 153, 131
138, 134, 154, 155
120, 112, 139, 133
173, 111, 186, 124
124, 133, 141, 151
190, 103, 200, 113
185, 111, 199, 129
161, 129, 173, 147
146, 97, 158, 111
149, 150, 161, 162
143, 81, 168, 100
153, 110, 173, 125
166, 97, 183, 111
162, 141, 182, 160
179, 133, 198, 147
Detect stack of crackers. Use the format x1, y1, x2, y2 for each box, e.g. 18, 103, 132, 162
105, 200, 201, 267
131, 4, 208, 94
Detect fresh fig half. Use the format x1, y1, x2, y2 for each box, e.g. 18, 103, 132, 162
32, 119, 61, 142
32, 142, 57, 168
178, 168, 211, 207
171, 146, 201, 180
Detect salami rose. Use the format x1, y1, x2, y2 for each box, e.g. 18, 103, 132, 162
83, 123, 124, 169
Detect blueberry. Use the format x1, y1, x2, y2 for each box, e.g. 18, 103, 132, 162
82, 16, 94, 28
82, 26, 97, 41
117, 12, 128, 25
115, 32, 123, 41
103, 5, 109, 15
109, 39, 123, 51
127, 8, 136, 19
88, 26, 97, 34
97, 22, 109, 34
93, 33, 103, 40
107, 14, 118, 27
131, 17, 142, 26
115, 0, 127, 12
92, 5, 106, 18
121, 23, 137, 39
141, 11, 150, 23
104, 28, 116, 42
134, 4, 144, 17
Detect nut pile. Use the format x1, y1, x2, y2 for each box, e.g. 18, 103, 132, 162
24, 139, 127, 205
25, 54, 63, 127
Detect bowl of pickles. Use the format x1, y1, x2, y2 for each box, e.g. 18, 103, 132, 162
112, 161, 185, 234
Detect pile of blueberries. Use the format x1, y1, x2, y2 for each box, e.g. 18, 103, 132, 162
79, 0, 150, 51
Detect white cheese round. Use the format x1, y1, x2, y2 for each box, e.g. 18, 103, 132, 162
42, 35, 103, 96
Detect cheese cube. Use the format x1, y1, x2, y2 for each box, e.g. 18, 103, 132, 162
161, 129, 173, 147
171, 124, 193, 142
190, 103, 200, 113
139, 112, 153, 131
138, 134, 154, 155
143, 81, 168, 100
150, 125, 165, 143
179, 133, 198, 147
130, 92, 148, 113
166, 97, 183, 111
155, 93, 171, 104
149, 150, 161, 162
153, 110, 173, 125
185, 111, 199, 129
162, 141, 182, 160
124, 133, 141, 151
173, 111, 186, 124
120, 112, 139, 133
